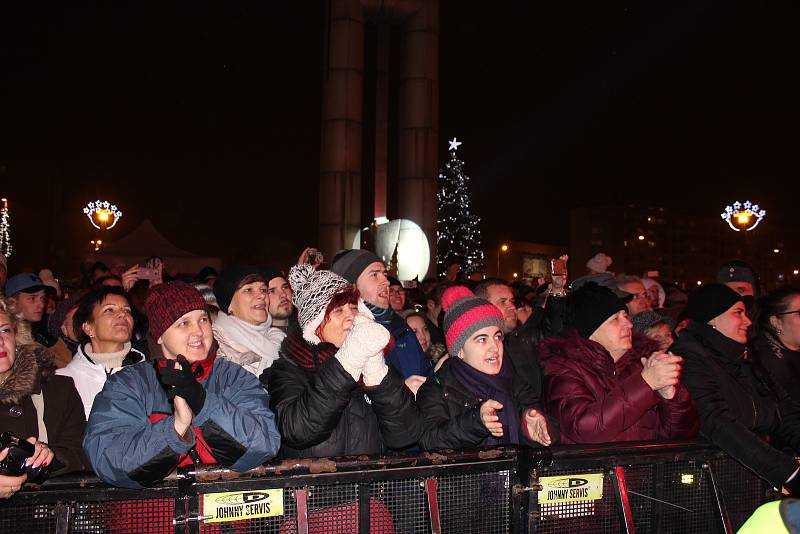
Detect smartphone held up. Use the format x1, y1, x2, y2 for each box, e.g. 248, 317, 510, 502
137, 267, 158, 280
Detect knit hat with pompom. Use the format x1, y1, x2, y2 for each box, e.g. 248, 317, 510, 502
441, 286, 504, 357
289, 263, 373, 345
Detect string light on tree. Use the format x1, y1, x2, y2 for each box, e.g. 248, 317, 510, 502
721, 200, 766, 232
83, 200, 123, 230
436, 137, 485, 275
0, 198, 11, 259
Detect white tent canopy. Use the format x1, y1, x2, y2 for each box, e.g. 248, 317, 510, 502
97, 219, 221, 275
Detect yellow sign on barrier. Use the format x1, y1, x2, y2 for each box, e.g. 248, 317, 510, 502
203, 489, 284, 523
538, 473, 604, 504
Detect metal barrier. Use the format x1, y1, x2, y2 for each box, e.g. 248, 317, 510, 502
0, 441, 783, 533
520, 440, 781, 534
0, 448, 522, 533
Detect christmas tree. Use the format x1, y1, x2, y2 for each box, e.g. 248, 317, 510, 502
0, 197, 11, 259
436, 138, 485, 275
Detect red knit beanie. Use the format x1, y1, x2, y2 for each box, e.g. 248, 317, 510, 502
441, 286, 504, 356
145, 281, 208, 340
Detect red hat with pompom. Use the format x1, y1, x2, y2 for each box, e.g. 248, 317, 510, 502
441, 286, 504, 356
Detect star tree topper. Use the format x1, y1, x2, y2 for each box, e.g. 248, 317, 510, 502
448, 137, 462, 151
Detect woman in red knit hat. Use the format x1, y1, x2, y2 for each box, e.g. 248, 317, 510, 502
83, 281, 281, 489
416, 286, 554, 450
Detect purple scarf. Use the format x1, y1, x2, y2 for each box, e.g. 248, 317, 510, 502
449, 356, 520, 445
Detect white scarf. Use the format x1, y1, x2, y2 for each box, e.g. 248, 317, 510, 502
84, 342, 132, 369
213, 311, 285, 376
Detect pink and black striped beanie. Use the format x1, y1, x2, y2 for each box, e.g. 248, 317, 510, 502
441, 286, 504, 356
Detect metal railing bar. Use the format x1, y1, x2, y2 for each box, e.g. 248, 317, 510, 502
626, 489, 694, 512
612, 465, 637, 534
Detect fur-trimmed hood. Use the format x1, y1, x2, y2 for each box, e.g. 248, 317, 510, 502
0, 343, 55, 405
539, 328, 660, 375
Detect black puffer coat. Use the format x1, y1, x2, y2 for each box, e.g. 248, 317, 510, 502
261, 332, 422, 458
416, 357, 551, 450
673, 320, 800, 488
751, 333, 800, 406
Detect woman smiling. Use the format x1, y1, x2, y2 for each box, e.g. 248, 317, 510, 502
675, 284, 800, 495
213, 266, 286, 376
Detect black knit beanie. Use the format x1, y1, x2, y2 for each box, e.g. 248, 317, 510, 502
262, 266, 284, 285
331, 249, 383, 283
566, 282, 627, 338
213, 265, 265, 314
687, 284, 743, 324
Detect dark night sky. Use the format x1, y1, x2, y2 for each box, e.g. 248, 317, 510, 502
1, 2, 798, 274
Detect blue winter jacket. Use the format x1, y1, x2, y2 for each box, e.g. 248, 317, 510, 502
83, 356, 281, 489
367, 304, 434, 380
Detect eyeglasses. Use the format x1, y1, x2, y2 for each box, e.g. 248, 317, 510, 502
389, 288, 405, 296
777, 309, 800, 316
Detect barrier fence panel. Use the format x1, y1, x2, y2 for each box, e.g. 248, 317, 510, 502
0, 441, 785, 533
0, 448, 521, 534
522, 440, 781, 534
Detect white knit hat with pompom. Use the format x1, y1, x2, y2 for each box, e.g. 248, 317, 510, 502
289, 263, 373, 345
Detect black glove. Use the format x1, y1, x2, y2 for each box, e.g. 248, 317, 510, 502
156, 355, 207, 415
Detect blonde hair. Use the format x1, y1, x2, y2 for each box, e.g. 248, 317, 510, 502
0, 296, 34, 346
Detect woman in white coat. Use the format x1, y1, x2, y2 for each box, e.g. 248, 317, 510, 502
57, 286, 146, 418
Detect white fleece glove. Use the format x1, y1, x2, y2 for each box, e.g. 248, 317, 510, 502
362, 353, 389, 387
335, 314, 390, 381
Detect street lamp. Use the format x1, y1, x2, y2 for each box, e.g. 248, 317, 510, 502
721, 201, 766, 232
497, 244, 509, 278
83, 200, 122, 230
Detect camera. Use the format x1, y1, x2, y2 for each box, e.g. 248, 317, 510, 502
0, 432, 51, 484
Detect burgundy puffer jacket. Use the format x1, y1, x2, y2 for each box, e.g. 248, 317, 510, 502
539, 330, 698, 444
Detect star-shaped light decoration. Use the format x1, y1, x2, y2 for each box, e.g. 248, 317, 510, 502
83, 199, 123, 230
448, 137, 462, 152
720, 200, 766, 232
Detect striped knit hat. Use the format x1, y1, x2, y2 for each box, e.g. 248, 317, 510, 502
441, 286, 504, 357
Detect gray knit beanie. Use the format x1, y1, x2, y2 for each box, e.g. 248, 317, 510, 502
331, 249, 383, 283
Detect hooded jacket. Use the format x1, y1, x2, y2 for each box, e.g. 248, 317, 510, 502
57, 343, 146, 419
261, 332, 422, 458
83, 352, 281, 489
0, 344, 88, 476
673, 321, 800, 488
539, 330, 698, 444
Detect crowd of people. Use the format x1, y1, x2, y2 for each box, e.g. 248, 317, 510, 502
2, 246, 800, 505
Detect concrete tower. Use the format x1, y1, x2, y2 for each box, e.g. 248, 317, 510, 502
319, 0, 438, 272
